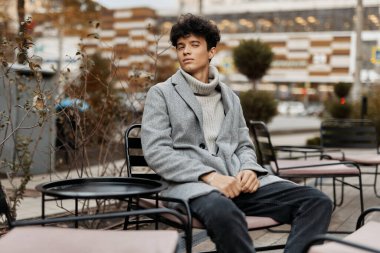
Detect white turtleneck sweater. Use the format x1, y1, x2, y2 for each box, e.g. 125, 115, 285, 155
180, 66, 225, 155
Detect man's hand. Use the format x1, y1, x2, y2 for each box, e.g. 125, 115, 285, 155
236, 170, 260, 193
201, 172, 242, 198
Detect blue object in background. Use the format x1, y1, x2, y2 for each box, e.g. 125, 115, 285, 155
55, 98, 90, 112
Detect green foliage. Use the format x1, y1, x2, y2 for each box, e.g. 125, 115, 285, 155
233, 39, 274, 84
239, 90, 278, 123
326, 102, 352, 119
325, 82, 353, 119
334, 82, 352, 98
351, 87, 380, 140
306, 136, 321, 146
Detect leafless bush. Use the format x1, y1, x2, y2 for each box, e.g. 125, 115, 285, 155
1, 11, 176, 227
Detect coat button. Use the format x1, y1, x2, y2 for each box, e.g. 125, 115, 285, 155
199, 143, 206, 149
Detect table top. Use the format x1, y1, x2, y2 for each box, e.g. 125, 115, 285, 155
35, 177, 167, 199
0, 227, 178, 253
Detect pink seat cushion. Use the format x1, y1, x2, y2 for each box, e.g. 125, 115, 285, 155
272, 159, 359, 176
309, 221, 380, 253
245, 216, 280, 229
137, 198, 280, 229
328, 153, 380, 165
137, 198, 204, 228
0, 227, 179, 253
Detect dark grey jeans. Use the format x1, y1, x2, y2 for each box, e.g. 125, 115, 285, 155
189, 181, 333, 253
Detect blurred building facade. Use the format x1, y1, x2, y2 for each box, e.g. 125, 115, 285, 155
172, 0, 380, 101
6, 2, 159, 91
3, 0, 380, 101
81, 7, 159, 90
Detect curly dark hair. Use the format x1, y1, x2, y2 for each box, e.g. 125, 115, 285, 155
170, 14, 221, 50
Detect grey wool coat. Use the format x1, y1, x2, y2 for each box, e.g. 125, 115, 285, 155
141, 69, 283, 201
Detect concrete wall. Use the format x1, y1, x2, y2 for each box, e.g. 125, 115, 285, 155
0, 66, 56, 175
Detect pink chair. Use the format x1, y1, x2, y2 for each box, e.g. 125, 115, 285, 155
303, 206, 380, 253
250, 121, 364, 212
0, 187, 183, 253
321, 119, 380, 198
0, 227, 179, 253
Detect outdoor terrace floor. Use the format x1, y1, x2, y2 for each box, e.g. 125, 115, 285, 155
2, 132, 380, 252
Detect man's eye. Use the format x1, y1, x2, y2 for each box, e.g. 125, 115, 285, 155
192, 43, 200, 47
177, 46, 184, 50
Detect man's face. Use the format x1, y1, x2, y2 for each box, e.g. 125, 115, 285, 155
176, 34, 216, 76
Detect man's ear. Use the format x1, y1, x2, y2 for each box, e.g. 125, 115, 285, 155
208, 47, 216, 60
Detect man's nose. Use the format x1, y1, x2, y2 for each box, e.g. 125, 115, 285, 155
183, 45, 191, 54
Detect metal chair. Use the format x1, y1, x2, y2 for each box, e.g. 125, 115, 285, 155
303, 206, 380, 253
321, 119, 380, 197
125, 124, 287, 253
0, 186, 183, 253
249, 121, 364, 212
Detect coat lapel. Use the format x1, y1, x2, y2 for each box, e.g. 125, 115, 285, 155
216, 82, 235, 146
171, 70, 203, 126
219, 82, 233, 116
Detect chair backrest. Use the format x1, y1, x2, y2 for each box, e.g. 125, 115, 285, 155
124, 124, 161, 180
249, 121, 279, 174
321, 119, 379, 149
0, 186, 15, 228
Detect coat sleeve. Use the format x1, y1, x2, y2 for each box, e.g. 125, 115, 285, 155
141, 85, 216, 183
235, 97, 268, 175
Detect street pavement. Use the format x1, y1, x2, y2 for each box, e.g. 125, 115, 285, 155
267, 115, 321, 134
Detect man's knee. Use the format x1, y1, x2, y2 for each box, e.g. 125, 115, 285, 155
192, 192, 246, 225
213, 198, 245, 221
308, 188, 334, 213
319, 194, 334, 214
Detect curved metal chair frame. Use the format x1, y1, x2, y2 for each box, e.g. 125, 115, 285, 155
303, 206, 380, 253
321, 119, 380, 198
249, 121, 364, 212
125, 124, 287, 253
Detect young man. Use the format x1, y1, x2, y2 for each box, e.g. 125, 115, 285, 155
141, 14, 332, 253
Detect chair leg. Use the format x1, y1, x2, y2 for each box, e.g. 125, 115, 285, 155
314, 177, 325, 189
185, 226, 193, 253
135, 197, 140, 230
332, 177, 337, 211
358, 174, 364, 212
337, 177, 345, 207
332, 177, 345, 208
334, 173, 364, 212
314, 178, 318, 187
123, 197, 133, 230
374, 165, 380, 198
320, 177, 323, 191
331, 177, 344, 210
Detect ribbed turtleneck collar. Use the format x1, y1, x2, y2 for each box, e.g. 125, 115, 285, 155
180, 65, 220, 96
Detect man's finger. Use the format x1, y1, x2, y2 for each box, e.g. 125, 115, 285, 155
250, 181, 260, 193
239, 171, 250, 185
236, 171, 243, 182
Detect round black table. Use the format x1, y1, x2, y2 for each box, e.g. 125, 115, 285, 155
35, 177, 168, 228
